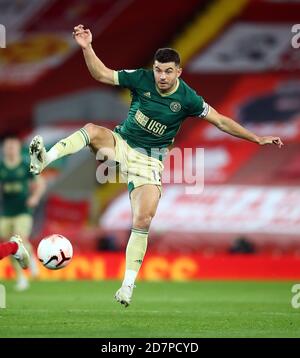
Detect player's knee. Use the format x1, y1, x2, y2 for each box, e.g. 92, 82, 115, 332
83, 123, 97, 141
133, 212, 154, 230
83, 123, 105, 143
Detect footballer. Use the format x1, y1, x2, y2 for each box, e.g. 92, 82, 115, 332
29, 25, 283, 306
0, 137, 45, 290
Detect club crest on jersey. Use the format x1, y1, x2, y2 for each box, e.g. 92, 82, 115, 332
170, 101, 181, 112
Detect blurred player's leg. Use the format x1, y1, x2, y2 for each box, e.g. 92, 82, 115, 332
14, 214, 39, 278
10, 256, 29, 291
1, 217, 30, 290
29, 123, 115, 174
10, 235, 30, 273
0, 235, 30, 268
11, 215, 31, 290
0, 241, 18, 259
115, 184, 160, 307
0, 238, 30, 290
26, 243, 39, 278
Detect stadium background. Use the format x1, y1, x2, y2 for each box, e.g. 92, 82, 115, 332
1, 0, 300, 282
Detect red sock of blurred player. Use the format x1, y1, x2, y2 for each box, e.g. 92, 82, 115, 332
0, 242, 18, 260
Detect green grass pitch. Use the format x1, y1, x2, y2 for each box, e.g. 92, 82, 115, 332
0, 280, 299, 338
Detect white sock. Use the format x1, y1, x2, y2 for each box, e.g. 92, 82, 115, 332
122, 269, 138, 286
44, 128, 90, 166
45, 147, 59, 166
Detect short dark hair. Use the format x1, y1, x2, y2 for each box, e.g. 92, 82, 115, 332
4, 135, 20, 142
154, 48, 180, 66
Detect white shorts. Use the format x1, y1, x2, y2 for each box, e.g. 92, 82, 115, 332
0, 214, 33, 240
111, 131, 164, 194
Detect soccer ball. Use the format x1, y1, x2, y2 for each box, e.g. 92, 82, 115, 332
37, 234, 73, 270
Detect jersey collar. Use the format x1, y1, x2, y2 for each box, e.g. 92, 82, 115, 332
155, 78, 179, 97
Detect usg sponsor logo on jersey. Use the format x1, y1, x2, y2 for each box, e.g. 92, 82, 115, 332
170, 101, 181, 112
135, 109, 149, 126
135, 110, 167, 136
3, 182, 23, 193
147, 120, 167, 136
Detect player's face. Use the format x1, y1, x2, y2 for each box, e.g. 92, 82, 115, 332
153, 61, 182, 93
3, 138, 21, 160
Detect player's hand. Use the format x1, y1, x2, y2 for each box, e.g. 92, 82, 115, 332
72, 24, 92, 49
258, 136, 284, 148
27, 196, 39, 208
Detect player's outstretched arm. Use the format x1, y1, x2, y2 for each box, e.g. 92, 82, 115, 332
204, 106, 283, 148
73, 25, 115, 85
